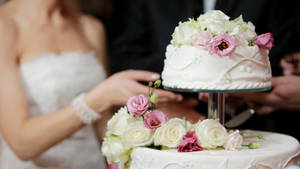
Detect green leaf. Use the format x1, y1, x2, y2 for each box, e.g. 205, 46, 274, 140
154, 80, 161, 88
148, 81, 153, 87
248, 39, 254, 46
257, 135, 263, 139
150, 94, 159, 104
147, 144, 162, 150
248, 142, 260, 149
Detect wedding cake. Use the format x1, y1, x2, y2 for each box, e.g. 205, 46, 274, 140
102, 94, 300, 169
102, 11, 300, 169
162, 10, 273, 90
130, 131, 300, 169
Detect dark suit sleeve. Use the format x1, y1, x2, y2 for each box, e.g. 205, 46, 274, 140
109, 0, 154, 73
265, 1, 300, 76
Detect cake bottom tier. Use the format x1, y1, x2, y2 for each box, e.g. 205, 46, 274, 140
129, 130, 300, 169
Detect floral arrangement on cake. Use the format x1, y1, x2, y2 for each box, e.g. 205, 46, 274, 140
101, 80, 262, 169
171, 10, 274, 57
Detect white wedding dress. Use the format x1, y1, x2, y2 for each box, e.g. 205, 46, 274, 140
0, 51, 107, 169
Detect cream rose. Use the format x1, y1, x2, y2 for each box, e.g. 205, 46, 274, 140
101, 136, 129, 165
106, 107, 135, 136
231, 16, 256, 44
197, 10, 231, 35
224, 130, 243, 151
186, 120, 197, 131
154, 118, 187, 148
122, 121, 153, 148
195, 119, 228, 149
171, 19, 201, 46
198, 10, 230, 22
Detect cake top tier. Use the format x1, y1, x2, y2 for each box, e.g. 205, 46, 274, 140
162, 10, 273, 91
170, 10, 273, 57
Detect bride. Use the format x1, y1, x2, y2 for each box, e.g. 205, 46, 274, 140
0, 0, 182, 168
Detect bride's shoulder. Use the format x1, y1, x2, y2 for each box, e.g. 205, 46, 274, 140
79, 14, 106, 47
0, 8, 17, 35
0, 3, 18, 39
0, 15, 18, 64
0, 9, 18, 52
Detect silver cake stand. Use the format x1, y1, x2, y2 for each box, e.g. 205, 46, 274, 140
164, 87, 271, 125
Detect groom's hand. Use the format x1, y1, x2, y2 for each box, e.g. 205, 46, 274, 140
232, 76, 300, 115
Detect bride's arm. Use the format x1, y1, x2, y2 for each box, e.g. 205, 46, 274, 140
0, 20, 111, 161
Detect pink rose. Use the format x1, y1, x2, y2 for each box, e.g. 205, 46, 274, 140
108, 163, 118, 169
193, 31, 212, 47
209, 33, 237, 57
254, 32, 274, 50
178, 131, 203, 152
144, 110, 168, 130
224, 130, 243, 151
127, 94, 150, 116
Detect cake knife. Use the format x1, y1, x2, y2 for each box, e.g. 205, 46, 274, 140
224, 108, 255, 128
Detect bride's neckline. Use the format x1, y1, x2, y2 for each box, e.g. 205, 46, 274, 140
19, 50, 95, 68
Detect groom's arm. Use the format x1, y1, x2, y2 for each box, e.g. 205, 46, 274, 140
108, 0, 153, 73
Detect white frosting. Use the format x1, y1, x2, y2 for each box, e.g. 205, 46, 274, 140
129, 131, 300, 169
162, 44, 272, 90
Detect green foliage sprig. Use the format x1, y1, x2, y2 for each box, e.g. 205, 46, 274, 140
148, 80, 161, 109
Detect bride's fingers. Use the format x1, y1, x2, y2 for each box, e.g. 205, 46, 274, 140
198, 93, 208, 102
157, 97, 174, 103
154, 89, 183, 102
123, 70, 161, 81
182, 98, 198, 107
134, 83, 182, 102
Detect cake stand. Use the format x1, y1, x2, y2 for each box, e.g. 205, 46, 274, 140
164, 87, 271, 125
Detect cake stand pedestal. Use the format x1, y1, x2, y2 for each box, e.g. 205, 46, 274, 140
164, 87, 271, 125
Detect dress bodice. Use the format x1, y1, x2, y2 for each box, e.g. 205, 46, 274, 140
0, 51, 107, 169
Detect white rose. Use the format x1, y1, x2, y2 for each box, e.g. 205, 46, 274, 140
243, 21, 256, 40
154, 118, 187, 148
101, 136, 129, 166
230, 16, 256, 44
186, 121, 195, 131
197, 10, 231, 35
171, 19, 201, 46
225, 130, 243, 151
195, 119, 228, 149
197, 10, 230, 22
122, 121, 153, 148
106, 107, 135, 136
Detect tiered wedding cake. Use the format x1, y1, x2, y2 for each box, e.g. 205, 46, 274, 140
162, 10, 272, 90
102, 10, 300, 169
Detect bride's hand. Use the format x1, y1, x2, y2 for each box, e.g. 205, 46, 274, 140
85, 70, 183, 111
157, 98, 206, 123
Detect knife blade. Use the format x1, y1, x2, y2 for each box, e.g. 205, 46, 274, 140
225, 108, 255, 128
